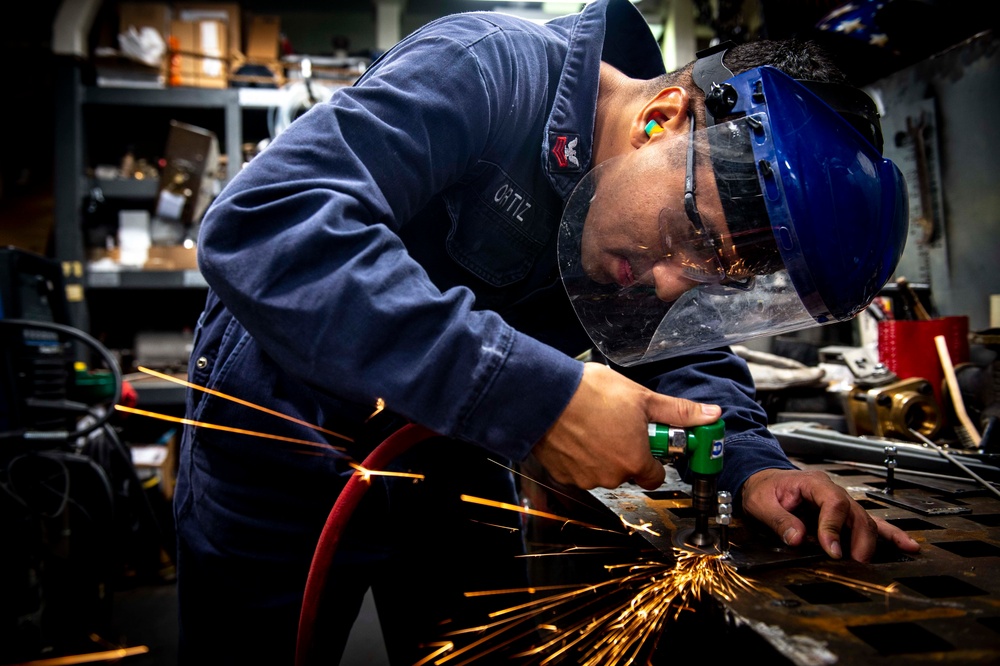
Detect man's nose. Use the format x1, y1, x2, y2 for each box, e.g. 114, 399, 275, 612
650, 261, 698, 302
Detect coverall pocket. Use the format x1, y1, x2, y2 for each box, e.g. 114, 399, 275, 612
444, 163, 554, 287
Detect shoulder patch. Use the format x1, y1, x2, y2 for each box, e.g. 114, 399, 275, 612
548, 132, 582, 172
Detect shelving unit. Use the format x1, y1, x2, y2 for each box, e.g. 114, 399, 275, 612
82, 85, 242, 180
51, 52, 265, 416
53, 70, 277, 328
50, 25, 361, 410
86, 268, 207, 289
53, 65, 239, 322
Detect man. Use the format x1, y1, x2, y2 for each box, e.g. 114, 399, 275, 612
175, 0, 919, 663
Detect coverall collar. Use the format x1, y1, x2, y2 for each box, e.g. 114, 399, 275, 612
543, 0, 667, 200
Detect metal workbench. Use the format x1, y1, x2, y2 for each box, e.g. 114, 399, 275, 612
587, 423, 1000, 665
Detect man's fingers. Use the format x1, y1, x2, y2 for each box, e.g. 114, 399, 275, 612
875, 516, 921, 553
743, 468, 922, 563
772, 514, 807, 548
632, 458, 667, 490
538, 363, 717, 493
647, 394, 721, 428
743, 472, 808, 548
815, 487, 908, 562
814, 496, 854, 560
842, 515, 876, 562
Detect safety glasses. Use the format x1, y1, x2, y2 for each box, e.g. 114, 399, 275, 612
664, 114, 754, 288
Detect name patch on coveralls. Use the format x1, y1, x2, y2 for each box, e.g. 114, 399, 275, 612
491, 181, 534, 223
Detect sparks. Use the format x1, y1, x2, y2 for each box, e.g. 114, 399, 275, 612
412, 642, 454, 666
811, 570, 899, 596
349, 462, 425, 483
489, 459, 607, 515
460, 495, 617, 534
8, 646, 149, 666
619, 514, 661, 537
366, 397, 386, 422
134, 366, 353, 441
115, 405, 346, 453
464, 583, 591, 598
517, 545, 630, 558
424, 547, 757, 665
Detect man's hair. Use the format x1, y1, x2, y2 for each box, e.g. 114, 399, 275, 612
648, 39, 849, 126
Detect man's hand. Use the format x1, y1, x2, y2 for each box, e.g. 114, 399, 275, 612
530, 362, 722, 491
741, 468, 921, 562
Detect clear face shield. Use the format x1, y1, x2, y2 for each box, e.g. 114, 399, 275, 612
558, 66, 908, 367
559, 117, 814, 365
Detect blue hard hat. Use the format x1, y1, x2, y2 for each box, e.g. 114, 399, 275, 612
719, 65, 909, 322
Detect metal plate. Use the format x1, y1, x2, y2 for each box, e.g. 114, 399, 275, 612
865, 489, 973, 515
586, 457, 1000, 665
589, 468, 827, 572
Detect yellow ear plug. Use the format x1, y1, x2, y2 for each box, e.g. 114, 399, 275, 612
645, 119, 664, 136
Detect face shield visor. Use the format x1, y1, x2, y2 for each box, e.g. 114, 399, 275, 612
558, 66, 908, 366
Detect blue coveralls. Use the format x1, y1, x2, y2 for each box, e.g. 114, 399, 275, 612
175, 0, 795, 662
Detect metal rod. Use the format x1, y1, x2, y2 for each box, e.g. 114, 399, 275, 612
770, 421, 1000, 482
910, 429, 1000, 500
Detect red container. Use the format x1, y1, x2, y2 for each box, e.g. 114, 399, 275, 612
878, 316, 970, 408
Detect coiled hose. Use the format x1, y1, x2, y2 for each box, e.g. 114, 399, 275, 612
295, 423, 438, 666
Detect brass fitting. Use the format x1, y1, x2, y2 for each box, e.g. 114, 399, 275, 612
843, 377, 942, 441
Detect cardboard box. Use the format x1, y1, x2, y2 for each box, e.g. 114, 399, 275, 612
119, 2, 172, 41
145, 245, 199, 271
245, 15, 280, 63
86, 246, 199, 271
173, 2, 241, 61
157, 120, 220, 224
170, 18, 228, 88
130, 431, 179, 500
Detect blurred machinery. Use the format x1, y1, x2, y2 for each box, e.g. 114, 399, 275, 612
0, 246, 74, 435
0, 247, 170, 663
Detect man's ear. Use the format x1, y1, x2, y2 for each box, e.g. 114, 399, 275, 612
630, 87, 690, 148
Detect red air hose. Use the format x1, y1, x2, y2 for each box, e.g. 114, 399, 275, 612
295, 423, 438, 666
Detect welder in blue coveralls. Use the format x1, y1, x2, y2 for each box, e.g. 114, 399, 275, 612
174, 0, 921, 663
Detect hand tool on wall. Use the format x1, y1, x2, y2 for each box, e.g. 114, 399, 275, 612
906, 112, 938, 245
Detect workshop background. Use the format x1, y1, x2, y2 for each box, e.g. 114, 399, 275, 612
1, 1, 999, 665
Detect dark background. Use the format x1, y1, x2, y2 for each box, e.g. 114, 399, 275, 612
1, 0, 996, 254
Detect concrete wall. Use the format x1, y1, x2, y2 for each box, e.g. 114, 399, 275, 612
868, 30, 1000, 332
